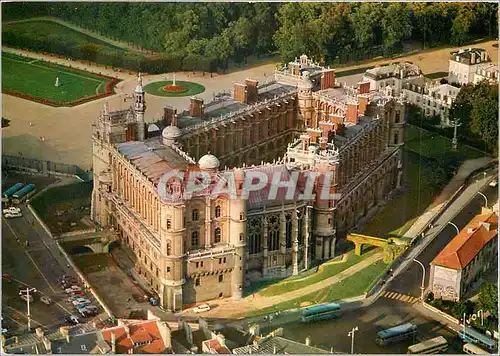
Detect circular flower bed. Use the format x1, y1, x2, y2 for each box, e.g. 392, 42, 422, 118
144, 80, 205, 97
161, 84, 188, 94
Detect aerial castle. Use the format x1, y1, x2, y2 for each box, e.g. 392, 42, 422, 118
91, 55, 406, 310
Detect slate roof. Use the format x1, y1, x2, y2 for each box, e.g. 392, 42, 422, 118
232, 335, 329, 354
450, 48, 489, 65
431, 210, 498, 270
116, 138, 190, 185
243, 165, 305, 210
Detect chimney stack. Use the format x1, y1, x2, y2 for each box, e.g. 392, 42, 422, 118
245, 79, 259, 104
233, 83, 247, 103
346, 103, 359, 124
320, 69, 335, 90
189, 97, 204, 119
358, 81, 370, 95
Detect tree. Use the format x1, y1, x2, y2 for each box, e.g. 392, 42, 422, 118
478, 282, 498, 319
381, 3, 412, 52
450, 81, 498, 154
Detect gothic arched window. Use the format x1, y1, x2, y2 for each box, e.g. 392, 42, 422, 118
214, 227, 222, 243
192, 209, 199, 221
191, 231, 199, 247
286, 214, 293, 248
267, 215, 280, 251
248, 218, 262, 255
215, 205, 221, 218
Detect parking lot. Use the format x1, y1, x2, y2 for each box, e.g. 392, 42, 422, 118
71, 252, 153, 318
1, 204, 105, 337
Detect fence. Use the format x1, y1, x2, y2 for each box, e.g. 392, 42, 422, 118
2, 155, 86, 177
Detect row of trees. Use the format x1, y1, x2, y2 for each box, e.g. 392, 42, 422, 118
3, 2, 498, 70
449, 81, 499, 154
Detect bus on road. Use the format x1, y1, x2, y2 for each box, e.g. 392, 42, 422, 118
2, 183, 24, 202
463, 343, 490, 354
459, 327, 496, 352
12, 184, 36, 204
407, 336, 448, 354
376, 323, 417, 346
300, 302, 341, 323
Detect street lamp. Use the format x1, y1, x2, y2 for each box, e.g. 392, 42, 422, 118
451, 119, 461, 151
348, 326, 358, 354
412, 259, 426, 302
19, 287, 37, 330
447, 221, 460, 235
477, 192, 488, 208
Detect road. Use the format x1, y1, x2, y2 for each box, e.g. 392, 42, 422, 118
1, 204, 102, 334
233, 174, 498, 354
390, 182, 498, 298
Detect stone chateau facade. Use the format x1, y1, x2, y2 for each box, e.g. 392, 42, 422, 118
91, 55, 406, 310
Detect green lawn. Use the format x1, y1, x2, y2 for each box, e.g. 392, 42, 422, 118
144, 80, 205, 97
246, 259, 388, 318
362, 125, 488, 238
3, 20, 125, 53
2, 52, 113, 103
405, 125, 486, 161
258, 248, 381, 297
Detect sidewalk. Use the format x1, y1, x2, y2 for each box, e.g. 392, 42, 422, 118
402, 156, 492, 241
180, 251, 383, 319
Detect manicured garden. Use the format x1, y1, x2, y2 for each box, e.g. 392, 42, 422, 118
2, 51, 118, 106
144, 80, 205, 97
246, 258, 389, 318
257, 248, 381, 297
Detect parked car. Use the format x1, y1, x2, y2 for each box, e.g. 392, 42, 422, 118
3, 207, 21, 215
2, 274, 12, 283
63, 315, 79, 325
65, 286, 82, 294
40, 296, 52, 305
489, 179, 498, 187
79, 305, 98, 317
193, 304, 211, 313
75, 302, 91, 310
20, 294, 34, 303
71, 291, 85, 297
67, 295, 80, 303
72, 298, 91, 306
4, 212, 23, 219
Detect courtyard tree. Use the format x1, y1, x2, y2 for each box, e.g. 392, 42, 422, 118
478, 282, 498, 320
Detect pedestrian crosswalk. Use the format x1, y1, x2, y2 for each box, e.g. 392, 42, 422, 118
381, 290, 419, 304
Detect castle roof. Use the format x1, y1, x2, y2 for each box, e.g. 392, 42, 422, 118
101, 320, 168, 354
244, 164, 305, 210
450, 47, 489, 65
116, 139, 190, 185
431, 210, 498, 270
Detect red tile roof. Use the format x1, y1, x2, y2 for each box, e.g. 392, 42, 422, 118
101, 320, 167, 354
431, 211, 498, 270
203, 339, 231, 354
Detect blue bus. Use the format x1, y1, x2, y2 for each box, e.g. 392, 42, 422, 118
2, 183, 24, 202
12, 184, 36, 204
459, 326, 496, 352
376, 323, 417, 346
300, 302, 341, 323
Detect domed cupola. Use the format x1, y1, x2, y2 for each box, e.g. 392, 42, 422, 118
198, 152, 220, 171
162, 124, 181, 146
